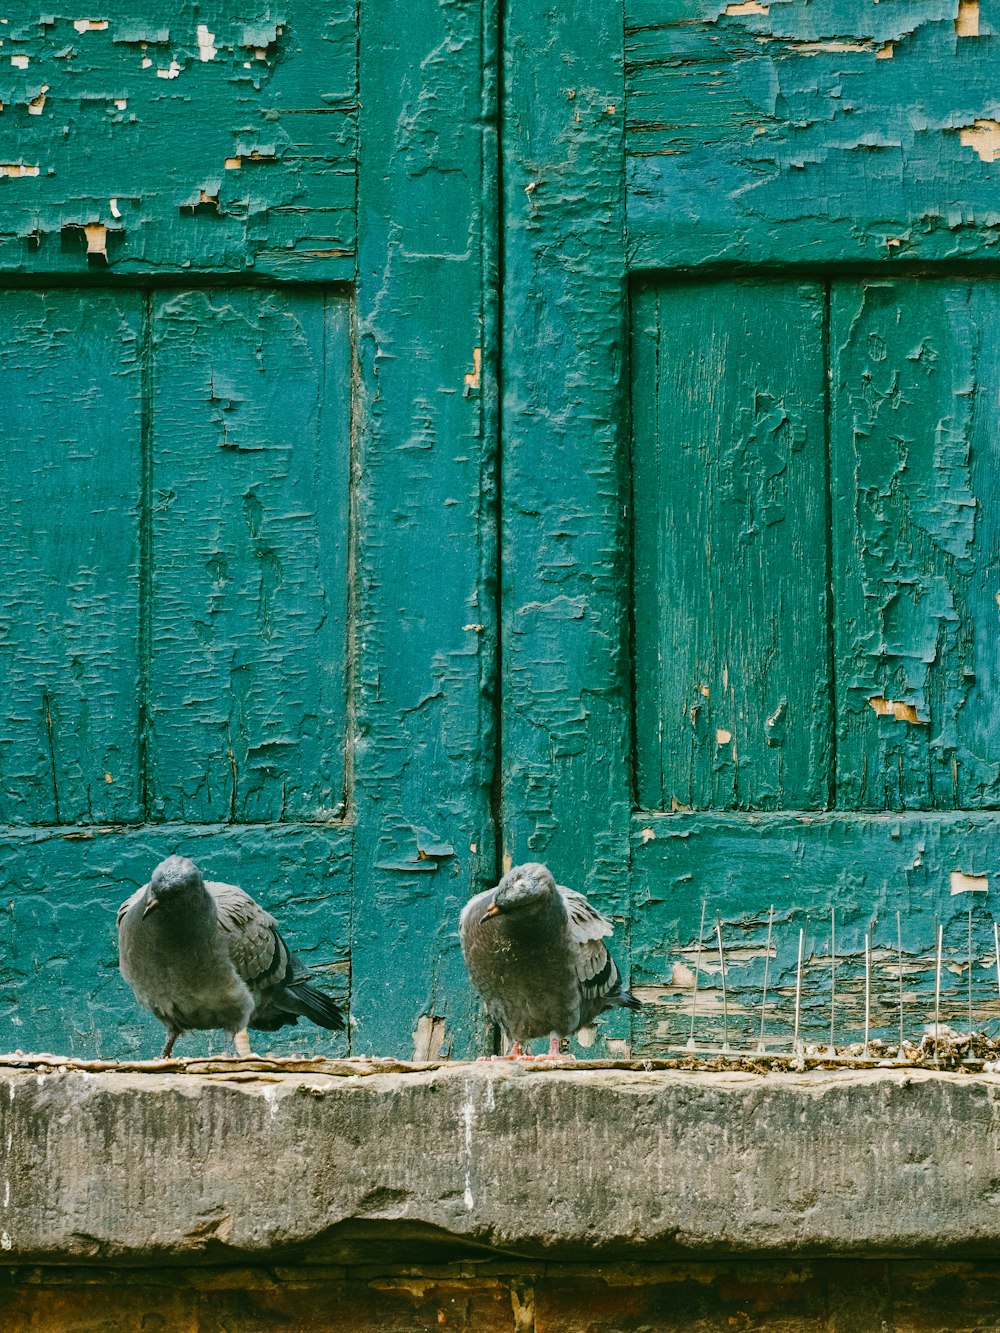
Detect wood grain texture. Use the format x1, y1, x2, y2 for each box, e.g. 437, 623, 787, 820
631, 811, 1000, 1055
147, 290, 351, 823
632, 281, 831, 812
0, 823, 351, 1059
0, 291, 142, 826
626, 0, 1000, 269
832, 280, 1000, 811
351, 0, 496, 1057
501, 0, 634, 1057
0, 5, 356, 280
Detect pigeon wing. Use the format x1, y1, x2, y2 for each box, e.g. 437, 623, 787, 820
117, 884, 147, 931
207, 881, 293, 996
558, 884, 623, 1019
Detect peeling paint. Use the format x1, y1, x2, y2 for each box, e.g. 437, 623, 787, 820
83, 222, 107, 257
868, 696, 925, 725
959, 120, 1000, 162
956, 1, 980, 36
463, 346, 482, 394
627, 2, 1000, 268
196, 24, 217, 62
950, 871, 988, 895
412, 1015, 449, 1060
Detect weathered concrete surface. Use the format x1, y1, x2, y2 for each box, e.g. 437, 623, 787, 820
4, 1060, 1000, 1264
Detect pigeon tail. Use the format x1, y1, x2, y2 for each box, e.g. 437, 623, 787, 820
617, 989, 642, 1011
275, 977, 346, 1031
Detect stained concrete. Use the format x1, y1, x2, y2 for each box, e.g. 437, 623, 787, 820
3, 1058, 1000, 1264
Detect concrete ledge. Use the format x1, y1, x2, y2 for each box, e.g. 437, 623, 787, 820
4, 1058, 1000, 1263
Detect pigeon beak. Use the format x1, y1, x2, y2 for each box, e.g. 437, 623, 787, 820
481, 902, 501, 923
142, 897, 160, 918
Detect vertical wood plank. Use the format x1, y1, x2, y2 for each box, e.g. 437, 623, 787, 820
832, 280, 1000, 810
351, 0, 496, 1056
0, 291, 142, 824
502, 0, 633, 1050
632, 281, 831, 812
148, 290, 351, 823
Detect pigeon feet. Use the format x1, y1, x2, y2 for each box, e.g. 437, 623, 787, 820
160, 1031, 180, 1059
234, 1029, 252, 1059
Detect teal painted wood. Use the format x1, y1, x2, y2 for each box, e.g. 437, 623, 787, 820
148, 290, 351, 824
631, 812, 1000, 1054
0, 6, 356, 280
350, 0, 496, 1057
626, 1, 1000, 269
0, 823, 352, 1059
832, 280, 1000, 811
632, 281, 832, 813
0, 291, 142, 826
502, 0, 634, 1054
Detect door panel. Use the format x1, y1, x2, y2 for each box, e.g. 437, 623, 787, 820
832, 280, 1000, 811
632, 281, 831, 812
1, 824, 352, 1056
0, 291, 143, 826
0, 2, 495, 1060
0, 7, 356, 280
630, 812, 1000, 1053
149, 290, 351, 823
629, 276, 1000, 1053
626, 0, 1000, 269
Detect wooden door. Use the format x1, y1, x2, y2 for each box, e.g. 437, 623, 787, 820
502, 0, 1000, 1052
0, 4, 494, 1058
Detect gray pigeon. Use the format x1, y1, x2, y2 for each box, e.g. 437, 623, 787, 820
459, 861, 640, 1057
117, 855, 345, 1058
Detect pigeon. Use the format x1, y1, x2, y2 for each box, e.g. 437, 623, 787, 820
459, 861, 640, 1058
117, 855, 345, 1058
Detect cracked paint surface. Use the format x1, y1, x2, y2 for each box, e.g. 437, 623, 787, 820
833, 280, 1000, 810
631, 813, 1000, 1054
0, 289, 351, 828
0, 0, 495, 1062
0, 7, 356, 277
501, 0, 634, 1057
631, 278, 999, 814
627, 0, 1000, 266
632, 280, 831, 812
148, 291, 351, 823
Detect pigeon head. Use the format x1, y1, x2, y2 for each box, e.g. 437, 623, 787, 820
483, 862, 557, 923
144, 856, 205, 916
